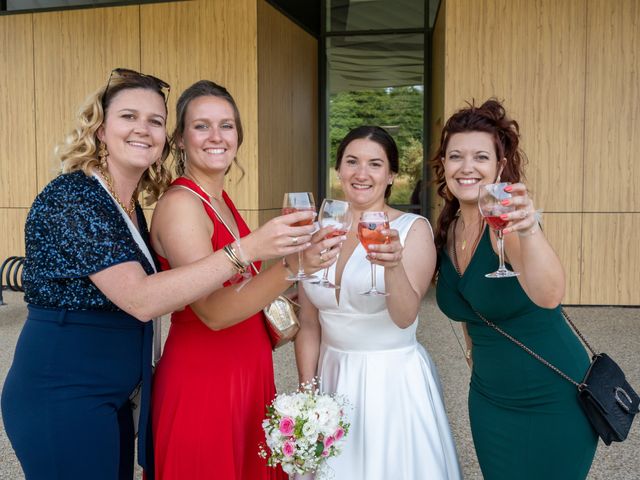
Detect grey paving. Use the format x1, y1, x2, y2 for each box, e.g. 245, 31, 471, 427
1, 290, 638, 479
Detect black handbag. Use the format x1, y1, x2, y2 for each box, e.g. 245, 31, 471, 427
472, 307, 640, 445
578, 352, 639, 444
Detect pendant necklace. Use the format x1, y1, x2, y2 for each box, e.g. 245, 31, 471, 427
458, 215, 483, 253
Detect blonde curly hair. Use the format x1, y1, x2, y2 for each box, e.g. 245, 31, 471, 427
56, 72, 172, 205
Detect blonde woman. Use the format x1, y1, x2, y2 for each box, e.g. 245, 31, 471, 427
0, 69, 314, 480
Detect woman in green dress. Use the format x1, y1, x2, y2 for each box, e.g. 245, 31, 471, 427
433, 99, 597, 479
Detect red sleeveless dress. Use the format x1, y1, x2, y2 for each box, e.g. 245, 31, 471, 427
151, 178, 285, 480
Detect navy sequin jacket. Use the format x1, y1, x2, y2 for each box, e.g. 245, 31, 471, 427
23, 170, 155, 310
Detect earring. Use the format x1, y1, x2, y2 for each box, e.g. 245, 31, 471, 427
98, 142, 109, 166
155, 159, 162, 176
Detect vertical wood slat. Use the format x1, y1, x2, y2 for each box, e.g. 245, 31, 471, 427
444, 0, 587, 213
257, 1, 318, 209
583, 0, 640, 212
542, 213, 582, 304
581, 214, 640, 305
140, 0, 259, 210
0, 14, 36, 208
32, 6, 141, 191
290, 17, 319, 202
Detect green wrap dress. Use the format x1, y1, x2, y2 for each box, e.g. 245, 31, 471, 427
436, 228, 597, 479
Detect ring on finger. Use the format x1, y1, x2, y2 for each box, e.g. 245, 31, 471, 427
319, 252, 325, 262
521, 209, 528, 219
291, 236, 299, 245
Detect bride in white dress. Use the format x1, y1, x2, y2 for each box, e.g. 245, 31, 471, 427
294, 126, 461, 480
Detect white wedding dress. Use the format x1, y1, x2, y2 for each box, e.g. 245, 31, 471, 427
301, 213, 462, 480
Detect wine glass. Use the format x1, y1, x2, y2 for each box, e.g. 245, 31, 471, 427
314, 199, 352, 289
357, 211, 390, 296
477, 183, 519, 278
282, 192, 316, 281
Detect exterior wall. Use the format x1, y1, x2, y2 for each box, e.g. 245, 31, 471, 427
431, 0, 640, 305
257, 0, 318, 225
0, 0, 317, 261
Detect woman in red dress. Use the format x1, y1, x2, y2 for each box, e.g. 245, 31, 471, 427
149, 80, 342, 479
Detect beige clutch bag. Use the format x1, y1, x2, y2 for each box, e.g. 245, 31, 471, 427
264, 294, 300, 349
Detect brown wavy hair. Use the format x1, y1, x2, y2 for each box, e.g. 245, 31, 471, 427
57, 72, 172, 205
431, 98, 527, 252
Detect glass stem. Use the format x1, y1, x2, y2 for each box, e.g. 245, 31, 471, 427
322, 266, 330, 282
370, 262, 377, 291
497, 229, 506, 271
297, 251, 305, 276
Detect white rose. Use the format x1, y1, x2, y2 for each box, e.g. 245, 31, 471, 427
274, 394, 301, 417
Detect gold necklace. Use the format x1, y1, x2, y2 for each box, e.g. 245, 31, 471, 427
457, 215, 483, 252
98, 166, 136, 217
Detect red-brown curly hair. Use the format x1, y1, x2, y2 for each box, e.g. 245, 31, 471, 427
431, 98, 527, 252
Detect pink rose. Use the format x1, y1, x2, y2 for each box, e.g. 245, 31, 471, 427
324, 435, 335, 448
279, 417, 295, 436
322, 449, 330, 457
282, 440, 296, 457
334, 427, 344, 440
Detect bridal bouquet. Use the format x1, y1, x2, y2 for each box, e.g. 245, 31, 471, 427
259, 379, 350, 477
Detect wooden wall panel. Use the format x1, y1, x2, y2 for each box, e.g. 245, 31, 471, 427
33, 6, 140, 190
0, 209, 28, 261
581, 214, 639, 305
0, 14, 37, 209
444, 0, 586, 213
583, 0, 640, 212
290, 20, 318, 203
542, 213, 582, 305
141, 0, 259, 210
257, 1, 318, 209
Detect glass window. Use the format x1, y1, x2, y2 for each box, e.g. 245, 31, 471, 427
327, 0, 425, 32
326, 33, 424, 209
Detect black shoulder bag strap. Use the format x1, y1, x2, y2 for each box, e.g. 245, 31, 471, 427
449, 221, 593, 387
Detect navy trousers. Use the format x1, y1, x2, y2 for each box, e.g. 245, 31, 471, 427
1, 306, 151, 480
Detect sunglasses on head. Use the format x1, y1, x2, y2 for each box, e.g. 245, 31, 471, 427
103, 67, 171, 104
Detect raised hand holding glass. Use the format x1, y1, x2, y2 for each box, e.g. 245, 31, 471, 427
314, 199, 352, 289
283, 192, 316, 281
477, 183, 519, 278
358, 211, 390, 296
